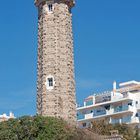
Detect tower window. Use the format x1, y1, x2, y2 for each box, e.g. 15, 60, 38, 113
48, 78, 53, 87
46, 75, 55, 91
48, 4, 53, 12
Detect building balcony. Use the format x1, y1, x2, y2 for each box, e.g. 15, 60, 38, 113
77, 92, 133, 112
85, 113, 94, 120
77, 106, 134, 122
136, 104, 140, 110
111, 116, 139, 124
130, 117, 139, 124
114, 105, 133, 113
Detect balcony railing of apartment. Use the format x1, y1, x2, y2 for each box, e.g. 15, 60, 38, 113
85, 100, 93, 106
94, 111, 106, 117
111, 115, 139, 124
77, 105, 134, 121
131, 117, 139, 123
114, 105, 133, 113
77, 92, 133, 109
77, 113, 85, 120
136, 104, 140, 110
95, 92, 111, 104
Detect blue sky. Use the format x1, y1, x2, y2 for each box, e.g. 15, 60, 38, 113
0, 0, 140, 117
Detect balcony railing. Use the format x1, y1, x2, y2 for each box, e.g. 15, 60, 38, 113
85, 100, 93, 106
77, 114, 85, 120
95, 98, 111, 104
114, 106, 133, 113
77, 92, 133, 109
77, 106, 134, 121
136, 104, 140, 110
94, 111, 106, 117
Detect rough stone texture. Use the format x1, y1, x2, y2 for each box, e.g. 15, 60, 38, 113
35, 0, 76, 124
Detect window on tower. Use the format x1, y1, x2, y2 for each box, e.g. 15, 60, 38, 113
46, 75, 55, 91
48, 4, 53, 12
48, 78, 53, 87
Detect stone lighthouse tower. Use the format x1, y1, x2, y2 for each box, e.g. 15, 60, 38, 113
35, 0, 76, 124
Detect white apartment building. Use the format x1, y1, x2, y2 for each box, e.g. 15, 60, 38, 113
77, 80, 140, 128
0, 112, 15, 122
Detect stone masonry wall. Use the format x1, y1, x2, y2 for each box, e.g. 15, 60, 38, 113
36, 1, 76, 124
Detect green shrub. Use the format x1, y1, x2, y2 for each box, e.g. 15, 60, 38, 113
91, 120, 136, 140
0, 116, 75, 140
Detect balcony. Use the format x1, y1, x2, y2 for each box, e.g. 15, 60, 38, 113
131, 117, 139, 124
85, 113, 93, 119
111, 115, 139, 124
77, 105, 134, 122
94, 111, 106, 117
78, 111, 107, 121
114, 105, 133, 113
95, 93, 111, 104
77, 114, 85, 120
85, 100, 93, 106
77, 92, 133, 112
136, 104, 140, 110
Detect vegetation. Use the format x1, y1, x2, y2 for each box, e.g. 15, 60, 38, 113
0, 116, 140, 140
0, 116, 94, 140
0, 116, 71, 140
91, 120, 140, 140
